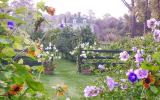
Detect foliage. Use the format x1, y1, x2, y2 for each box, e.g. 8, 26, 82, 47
81, 18, 160, 99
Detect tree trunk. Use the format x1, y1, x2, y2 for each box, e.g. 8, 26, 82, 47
130, 0, 136, 37
144, 0, 149, 35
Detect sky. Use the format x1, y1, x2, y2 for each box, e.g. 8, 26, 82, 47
37, 0, 129, 18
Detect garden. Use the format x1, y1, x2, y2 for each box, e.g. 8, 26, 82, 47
0, 0, 160, 100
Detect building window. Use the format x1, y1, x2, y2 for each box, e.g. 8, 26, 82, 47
83, 19, 87, 24
73, 19, 76, 24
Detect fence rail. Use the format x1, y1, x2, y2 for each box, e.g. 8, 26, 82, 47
77, 49, 132, 73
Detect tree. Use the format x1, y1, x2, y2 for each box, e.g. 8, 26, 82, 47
150, 0, 160, 19
121, 0, 136, 37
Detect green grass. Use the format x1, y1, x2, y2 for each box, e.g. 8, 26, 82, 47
41, 59, 97, 100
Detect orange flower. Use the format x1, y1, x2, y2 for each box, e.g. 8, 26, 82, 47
56, 84, 68, 96
27, 47, 36, 57
46, 6, 55, 16
143, 73, 155, 89
8, 84, 23, 95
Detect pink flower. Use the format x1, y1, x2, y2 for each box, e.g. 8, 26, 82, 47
119, 51, 129, 61
106, 76, 118, 91
134, 68, 148, 79
84, 86, 101, 97
147, 18, 157, 29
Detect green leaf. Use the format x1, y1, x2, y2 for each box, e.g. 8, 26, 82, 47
15, 7, 27, 14
2, 47, 16, 57
37, 1, 45, 11
153, 52, 160, 64
18, 59, 23, 64
0, 0, 8, 2
13, 43, 23, 50
141, 62, 159, 71
26, 78, 44, 91
32, 66, 44, 73
0, 14, 25, 24
150, 85, 158, 94
14, 64, 31, 79
0, 35, 12, 45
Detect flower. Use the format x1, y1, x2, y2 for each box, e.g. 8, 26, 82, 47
119, 51, 129, 61
98, 64, 105, 70
8, 84, 23, 95
120, 79, 127, 83
126, 69, 138, 83
147, 18, 157, 29
46, 6, 55, 16
153, 30, 160, 42
54, 84, 68, 96
7, 21, 14, 29
106, 76, 118, 91
143, 73, 155, 89
66, 97, 71, 100
134, 68, 148, 79
80, 53, 87, 58
27, 47, 36, 57
146, 55, 152, 62
132, 47, 137, 52
135, 51, 144, 67
120, 84, 128, 90
84, 86, 101, 97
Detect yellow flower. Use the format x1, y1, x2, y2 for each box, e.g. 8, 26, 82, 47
52, 84, 68, 96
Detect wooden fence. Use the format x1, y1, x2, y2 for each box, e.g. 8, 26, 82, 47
77, 49, 132, 73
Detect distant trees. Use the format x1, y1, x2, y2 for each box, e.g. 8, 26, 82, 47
121, 0, 160, 36
94, 16, 129, 41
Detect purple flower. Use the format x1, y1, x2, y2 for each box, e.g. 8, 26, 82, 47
7, 21, 14, 29
132, 47, 137, 52
84, 86, 100, 97
147, 18, 157, 29
98, 64, 105, 70
134, 68, 148, 79
135, 51, 144, 67
119, 51, 129, 61
126, 69, 138, 83
120, 79, 127, 83
153, 30, 160, 42
120, 84, 128, 90
106, 76, 118, 91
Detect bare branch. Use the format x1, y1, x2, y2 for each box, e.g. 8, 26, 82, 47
121, 0, 132, 10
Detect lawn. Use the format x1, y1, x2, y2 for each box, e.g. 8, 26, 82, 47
41, 59, 97, 100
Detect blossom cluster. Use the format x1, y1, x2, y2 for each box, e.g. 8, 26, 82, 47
70, 42, 100, 58
84, 86, 102, 97
37, 42, 61, 62
147, 18, 160, 42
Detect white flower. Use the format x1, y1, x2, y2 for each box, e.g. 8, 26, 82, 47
147, 18, 157, 29
35, 92, 43, 97
51, 54, 54, 56
49, 42, 52, 47
81, 43, 85, 48
46, 51, 49, 54
98, 64, 105, 70
45, 47, 49, 50
98, 48, 102, 50
82, 51, 85, 54
37, 54, 41, 58
119, 51, 129, 61
80, 53, 87, 58
49, 57, 52, 60
55, 50, 58, 52
48, 46, 52, 50
66, 97, 70, 100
